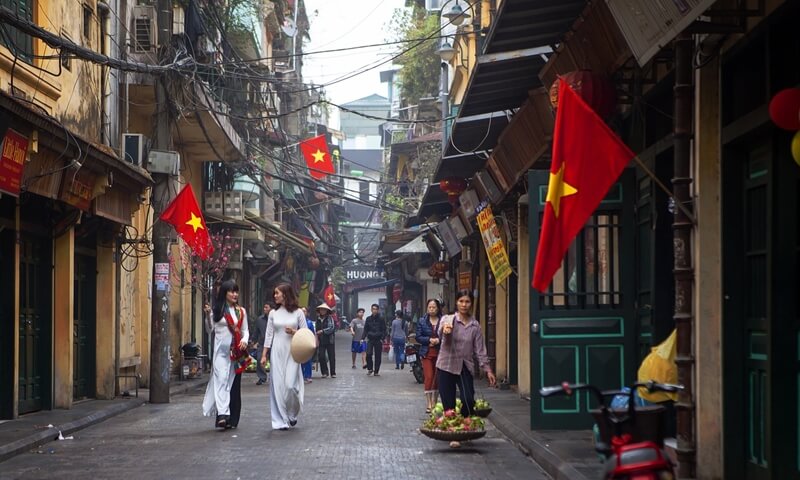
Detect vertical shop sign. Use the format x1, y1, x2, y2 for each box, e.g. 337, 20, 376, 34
0, 129, 29, 196
475, 201, 512, 284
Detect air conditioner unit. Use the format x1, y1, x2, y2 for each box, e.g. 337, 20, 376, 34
223, 191, 243, 220
122, 133, 147, 166
131, 5, 157, 52
474, 170, 503, 205
147, 150, 180, 175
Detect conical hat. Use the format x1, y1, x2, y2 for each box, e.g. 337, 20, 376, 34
316, 303, 333, 312
290, 328, 317, 364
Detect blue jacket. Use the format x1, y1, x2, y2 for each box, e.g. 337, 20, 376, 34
415, 315, 438, 358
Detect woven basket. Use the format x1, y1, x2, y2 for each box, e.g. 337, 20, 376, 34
473, 407, 492, 418
419, 427, 487, 442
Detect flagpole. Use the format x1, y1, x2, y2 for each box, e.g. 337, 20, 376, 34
630, 155, 697, 225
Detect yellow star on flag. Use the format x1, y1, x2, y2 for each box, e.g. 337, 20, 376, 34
546, 163, 578, 218
312, 149, 326, 163
185, 212, 205, 232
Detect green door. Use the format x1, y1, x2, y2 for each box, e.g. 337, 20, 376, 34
73, 253, 96, 400
18, 233, 52, 414
528, 169, 637, 429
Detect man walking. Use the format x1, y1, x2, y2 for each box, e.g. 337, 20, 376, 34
362, 304, 386, 376
349, 308, 367, 369
252, 303, 272, 385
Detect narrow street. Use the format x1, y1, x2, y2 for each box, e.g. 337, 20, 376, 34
0, 333, 548, 480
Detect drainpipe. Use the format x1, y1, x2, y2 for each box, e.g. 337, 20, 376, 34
672, 32, 696, 478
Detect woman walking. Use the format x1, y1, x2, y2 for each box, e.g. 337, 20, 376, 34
202, 280, 250, 429
315, 304, 337, 378
437, 290, 496, 447
300, 307, 316, 384
260, 283, 307, 430
416, 299, 442, 413
390, 310, 407, 370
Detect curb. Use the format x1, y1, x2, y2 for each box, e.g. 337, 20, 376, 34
488, 406, 590, 480
0, 378, 208, 464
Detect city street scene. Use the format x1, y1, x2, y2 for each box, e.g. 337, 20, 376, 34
0, 1, 798, 479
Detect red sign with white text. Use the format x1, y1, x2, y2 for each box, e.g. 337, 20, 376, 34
0, 129, 29, 196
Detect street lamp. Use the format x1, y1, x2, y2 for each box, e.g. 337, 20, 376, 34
436, 41, 457, 62
443, 1, 471, 27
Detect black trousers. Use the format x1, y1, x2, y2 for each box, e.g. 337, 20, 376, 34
365, 339, 382, 373
437, 364, 475, 417
319, 343, 336, 376
230, 373, 242, 427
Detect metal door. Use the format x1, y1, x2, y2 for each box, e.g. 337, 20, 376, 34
528, 169, 637, 429
73, 254, 96, 400
18, 234, 51, 414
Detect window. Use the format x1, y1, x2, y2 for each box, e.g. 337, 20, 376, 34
60, 32, 72, 71
0, 0, 34, 63
83, 4, 92, 39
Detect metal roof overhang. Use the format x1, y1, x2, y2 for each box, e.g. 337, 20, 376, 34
245, 213, 313, 254
431, 0, 587, 185
405, 185, 451, 228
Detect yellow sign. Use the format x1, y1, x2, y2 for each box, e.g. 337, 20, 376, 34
476, 203, 512, 284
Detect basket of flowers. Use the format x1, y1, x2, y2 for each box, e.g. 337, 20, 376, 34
420, 404, 486, 442
473, 398, 492, 417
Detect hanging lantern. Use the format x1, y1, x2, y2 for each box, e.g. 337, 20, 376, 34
549, 70, 617, 118
439, 177, 468, 207
768, 88, 800, 131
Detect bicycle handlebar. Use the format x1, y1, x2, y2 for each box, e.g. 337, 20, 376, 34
539, 380, 684, 408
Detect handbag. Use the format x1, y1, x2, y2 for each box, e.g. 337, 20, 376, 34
388, 345, 394, 362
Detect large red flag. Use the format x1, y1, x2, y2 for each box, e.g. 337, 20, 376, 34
159, 184, 214, 260
299, 135, 335, 180
322, 284, 336, 308
531, 79, 634, 292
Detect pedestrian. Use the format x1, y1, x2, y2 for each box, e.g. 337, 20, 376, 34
301, 307, 316, 384
362, 304, 386, 376
315, 304, 337, 378
437, 289, 496, 448
252, 302, 272, 385
390, 310, 407, 370
260, 283, 307, 430
202, 279, 249, 430
349, 307, 367, 369
416, 299, 442, 413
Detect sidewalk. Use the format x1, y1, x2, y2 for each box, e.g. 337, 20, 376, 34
478, 386, 597, 480
0, 377, 207, 463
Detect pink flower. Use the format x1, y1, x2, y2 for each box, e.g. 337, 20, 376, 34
444, 409, 456, 418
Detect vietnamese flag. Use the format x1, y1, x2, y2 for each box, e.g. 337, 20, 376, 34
299, 135, 335, 180
322, 284, 336, 308
531, 79, 634, 292
159, 184, 214, 260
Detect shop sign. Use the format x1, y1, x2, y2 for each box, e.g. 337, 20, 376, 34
345, 268, 385, 281
475, 201, 512, 284
458, 271, 472, 291
0, 129, 28, 196
60, 169, 97, 211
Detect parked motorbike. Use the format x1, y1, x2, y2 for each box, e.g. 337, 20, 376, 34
404, 343, 424, 384
540, 380, 683, 479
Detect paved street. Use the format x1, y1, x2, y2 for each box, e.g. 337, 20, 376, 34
0, 332, 548, 480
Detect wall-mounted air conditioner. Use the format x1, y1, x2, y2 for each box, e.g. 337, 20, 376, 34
147, 150, 180, 175
474, 170, 503, 205
204, 191, 243, 220
131, 5, 157, 52
122, 133, 147, 166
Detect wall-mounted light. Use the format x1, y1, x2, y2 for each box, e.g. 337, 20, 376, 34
443, 1, 471, 26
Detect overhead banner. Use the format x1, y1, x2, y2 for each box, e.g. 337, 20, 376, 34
475, 201, 512, 284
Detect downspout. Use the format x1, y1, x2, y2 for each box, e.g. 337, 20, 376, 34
672, 32, 696, 478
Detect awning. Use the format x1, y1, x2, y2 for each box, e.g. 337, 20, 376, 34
405, 185, 451, 228
420, 0, 585, 215
393, 234, 428, 254
350, 278, 399, 294
205, 212, 257, 231
245, 212, 313, 254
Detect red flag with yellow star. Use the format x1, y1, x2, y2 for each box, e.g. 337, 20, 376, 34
159, 184, 214, 260
299, 135, 334, 180
531, 79, 634, 292
322, 284, 336, 308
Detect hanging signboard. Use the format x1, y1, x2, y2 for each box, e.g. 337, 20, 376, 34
0, 129, 29, 196
475, 201, 512, 284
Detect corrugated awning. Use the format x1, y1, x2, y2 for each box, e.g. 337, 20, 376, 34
245, 212, 313, 254
435, 0, 586, 183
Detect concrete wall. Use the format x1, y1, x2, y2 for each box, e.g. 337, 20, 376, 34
96, 244, 116, 399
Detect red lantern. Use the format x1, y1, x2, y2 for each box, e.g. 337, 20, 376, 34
769, 88, 800, 131
439, 177, 468, 208
549, 70, 617, 118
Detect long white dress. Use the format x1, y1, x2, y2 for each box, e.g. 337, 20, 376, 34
264, 306, 306, 429
202, 305, 249, 418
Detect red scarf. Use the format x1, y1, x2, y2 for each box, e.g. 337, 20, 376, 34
224, 305, 251, 374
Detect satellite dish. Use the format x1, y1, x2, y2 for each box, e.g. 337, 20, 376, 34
282, 19, 297, 37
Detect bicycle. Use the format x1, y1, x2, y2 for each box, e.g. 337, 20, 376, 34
539, 380, 683, 479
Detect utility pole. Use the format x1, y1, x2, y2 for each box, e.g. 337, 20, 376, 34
149, 0, 174, 404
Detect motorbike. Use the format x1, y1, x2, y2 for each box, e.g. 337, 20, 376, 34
404, 343, 424, 384
540, 380, 682, 479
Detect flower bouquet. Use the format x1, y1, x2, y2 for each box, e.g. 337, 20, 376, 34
420, 402, 487, 442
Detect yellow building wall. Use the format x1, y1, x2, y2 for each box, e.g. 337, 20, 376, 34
517, 202, 531, 396
53, 227, 74, 408
95, 243, 116, 399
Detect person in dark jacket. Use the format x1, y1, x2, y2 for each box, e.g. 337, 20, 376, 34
361, 304, 386, 376
252, 303, 272, 385
315, 303, 337, 378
